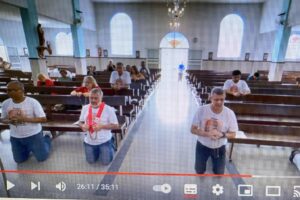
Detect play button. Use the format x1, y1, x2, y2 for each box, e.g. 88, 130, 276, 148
6, 180, 15, 191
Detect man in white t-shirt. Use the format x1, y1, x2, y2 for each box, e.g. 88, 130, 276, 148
78, 88, 119, 164
0, 81, 51, 163
109, 62, 131, 91
223, 70, 251, 96
191, 87, 238, 174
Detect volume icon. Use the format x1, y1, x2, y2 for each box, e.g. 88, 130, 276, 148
56, 181, 66, 192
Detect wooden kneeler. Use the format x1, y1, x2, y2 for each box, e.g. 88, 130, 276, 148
0, 157, 9, 197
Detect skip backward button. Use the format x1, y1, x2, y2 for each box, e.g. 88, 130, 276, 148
6, 180, 15, 191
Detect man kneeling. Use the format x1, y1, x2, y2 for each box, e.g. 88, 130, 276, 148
78, 88, 119, 165
1, 81, 51, 163
191, 87, 238, 174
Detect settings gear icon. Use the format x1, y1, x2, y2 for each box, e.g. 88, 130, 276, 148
212, 184, 224, 196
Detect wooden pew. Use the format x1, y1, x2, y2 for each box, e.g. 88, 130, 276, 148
224, 102, 300, 160
199, 93, 300, 105
0, 94, 127, 150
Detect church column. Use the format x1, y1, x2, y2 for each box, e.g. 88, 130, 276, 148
20, 0, 48, 84
268, 0, 292, 81
71, 0, 87, 75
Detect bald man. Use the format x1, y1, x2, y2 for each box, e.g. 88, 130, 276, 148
0, 81, 51, 163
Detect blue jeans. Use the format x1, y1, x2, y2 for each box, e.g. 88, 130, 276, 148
195, 141, 226, 174
84, 140, 114, 165
10, 131, 51, 163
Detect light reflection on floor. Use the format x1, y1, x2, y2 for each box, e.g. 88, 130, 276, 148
155, 69, 191, 126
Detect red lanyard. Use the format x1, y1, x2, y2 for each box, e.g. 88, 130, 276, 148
87, 102, 105, 135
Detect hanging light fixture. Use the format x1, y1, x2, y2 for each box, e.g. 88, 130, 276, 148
167, 0, 187, 30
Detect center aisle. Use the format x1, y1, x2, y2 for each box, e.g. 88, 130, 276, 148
107, 70, 238, 200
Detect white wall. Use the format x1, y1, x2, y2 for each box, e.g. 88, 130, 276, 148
36, 0, 73, 24
289, 0, 300, 27
259, 0, 284, 33
95, 3, 263, 60
0, 0, 27, 8
80, 0, 96, 31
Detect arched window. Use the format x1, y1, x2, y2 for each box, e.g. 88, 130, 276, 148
110, 13, 133, 56
285, 34, 300, 60
217, 14, 244, 58
55, 32, 73, 56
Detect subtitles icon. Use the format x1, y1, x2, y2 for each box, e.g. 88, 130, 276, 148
294, 186, 300, 197
238, 185, 253, 197
56, 181, 66, 192
184, 184, 197, 195
153, 183, 172, 194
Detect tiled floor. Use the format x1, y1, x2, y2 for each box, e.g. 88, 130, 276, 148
0, 70, 299, 200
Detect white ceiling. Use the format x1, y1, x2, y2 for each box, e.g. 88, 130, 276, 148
92, 0, 266, 3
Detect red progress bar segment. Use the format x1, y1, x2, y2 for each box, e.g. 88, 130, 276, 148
0, 170, 252, 178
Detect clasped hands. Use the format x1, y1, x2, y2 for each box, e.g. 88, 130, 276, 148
206, 129, 223, 140
81, 123, 103, 132
6, 115, 27, 125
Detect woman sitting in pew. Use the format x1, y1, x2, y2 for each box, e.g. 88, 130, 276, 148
37, 73, 54, 87
70, 76, 100, 97
131, 65, 145, 81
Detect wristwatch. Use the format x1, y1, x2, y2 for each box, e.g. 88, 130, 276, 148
221, 132, 226, 138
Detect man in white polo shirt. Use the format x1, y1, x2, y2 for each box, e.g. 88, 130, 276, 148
223, 70, 251, 96
191, 87, 238, 174
78, 88, 119, 165
109, 62, 131, 91
1, 81, 51, 163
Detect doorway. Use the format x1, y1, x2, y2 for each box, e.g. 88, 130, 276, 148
159, 32, 189, 76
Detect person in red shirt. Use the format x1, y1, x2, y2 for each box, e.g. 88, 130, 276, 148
37, 73, 54, 87
71, 76, 99, 97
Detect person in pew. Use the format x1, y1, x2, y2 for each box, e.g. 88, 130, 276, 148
106, 60, 116, 72
70, 76, 100, 97
126, 65, 132, 73
223, 70, 251, 96
139, 61, 150, 80
131, 65, 145, 81
78, 88, 119, 164
0, 57, 12, 70
191, 87, 238, 174
0, 81, 51, 163
37, 73, 55, 87
109, 62, 131, 91
87, 65, 96, 76
289, 149, 300, 171
57, 69, 72, 82
247, 71, 260, 81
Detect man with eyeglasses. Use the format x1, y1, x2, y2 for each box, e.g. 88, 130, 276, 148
0, 81, 51, 163
191, 87, 238, 174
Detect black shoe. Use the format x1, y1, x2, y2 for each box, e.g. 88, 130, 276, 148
289, 150, 300, 163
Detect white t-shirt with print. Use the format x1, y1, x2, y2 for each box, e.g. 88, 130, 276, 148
223, 79, 251, 94
109, 71, 131, 85
79, 104, 118, 145
192, 104, 238, 149
1, 97, 46, 138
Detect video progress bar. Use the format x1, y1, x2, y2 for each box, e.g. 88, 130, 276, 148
0, 170, 252, 178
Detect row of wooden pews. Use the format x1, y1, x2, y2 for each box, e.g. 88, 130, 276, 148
186, 70, 300, 161
0, 68, 161, 151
